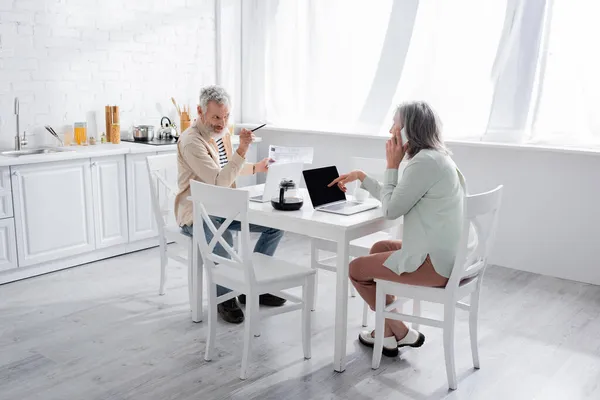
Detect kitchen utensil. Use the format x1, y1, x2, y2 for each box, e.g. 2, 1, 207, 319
132, 125, 154, 142
157, 116, 178, 140
271, 179, 303, 211
44, 125, 63, 146
171, 97, 181, 116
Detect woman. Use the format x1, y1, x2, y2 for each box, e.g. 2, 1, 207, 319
330, 101, 466, 357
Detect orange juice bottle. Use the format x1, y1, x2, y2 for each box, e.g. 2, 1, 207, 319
74, 122, 87, 145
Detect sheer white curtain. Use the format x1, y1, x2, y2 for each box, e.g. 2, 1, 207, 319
382, 0, 507, 139
241, 0, 393, 131
531, 0, 600, 147
241, 0, 507, 138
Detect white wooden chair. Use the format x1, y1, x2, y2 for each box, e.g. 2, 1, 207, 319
190, 180, 316, 380
310, 157, 404, 327
146, 154, 192, 297
372, 185, 503, 390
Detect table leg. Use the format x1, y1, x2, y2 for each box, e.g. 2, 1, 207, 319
333, 234, 349, 372
191, 239, 203, 323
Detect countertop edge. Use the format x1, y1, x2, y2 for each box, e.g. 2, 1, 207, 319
0, 136, 262, 167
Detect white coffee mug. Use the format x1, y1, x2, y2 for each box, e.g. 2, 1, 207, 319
353, 187, 369, 202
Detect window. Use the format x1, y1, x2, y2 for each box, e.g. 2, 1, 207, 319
240, 0, 392, 132
226, 0, 600, 149
383, 0, 506, 139
531, 0, 600, 147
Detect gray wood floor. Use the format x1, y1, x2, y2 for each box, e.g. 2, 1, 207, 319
1, 234, 600, 400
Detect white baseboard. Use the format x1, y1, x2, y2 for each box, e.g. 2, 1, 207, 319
0, 238, 159, 285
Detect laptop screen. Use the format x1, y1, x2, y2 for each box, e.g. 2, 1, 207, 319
303, 166, 346, 207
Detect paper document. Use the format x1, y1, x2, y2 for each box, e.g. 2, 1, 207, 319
268, 145, 313, 164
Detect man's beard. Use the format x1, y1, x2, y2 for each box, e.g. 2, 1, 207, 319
202, 121, 224, 135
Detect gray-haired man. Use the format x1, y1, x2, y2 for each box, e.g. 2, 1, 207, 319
175, 85, 286, 324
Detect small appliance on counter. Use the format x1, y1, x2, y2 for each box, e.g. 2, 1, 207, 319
122, 136, 177, 146
131, 125, 155, 142
271, 179, 303, 211
156, 117, 179, 140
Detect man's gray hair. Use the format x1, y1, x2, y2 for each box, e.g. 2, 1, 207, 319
199, 85, 231, 113
395, 101, 448, 158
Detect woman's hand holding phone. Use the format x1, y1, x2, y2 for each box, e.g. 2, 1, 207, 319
386, 129, 408, 169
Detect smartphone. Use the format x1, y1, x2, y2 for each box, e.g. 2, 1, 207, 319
400, 128, 408, 145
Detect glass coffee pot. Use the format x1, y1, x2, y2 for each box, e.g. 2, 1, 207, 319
271, 179, 303, 211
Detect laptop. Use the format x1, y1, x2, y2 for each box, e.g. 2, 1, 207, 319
249, 162, 303, 203
302, 166, 379, 215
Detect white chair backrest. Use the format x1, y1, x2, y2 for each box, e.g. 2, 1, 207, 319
147, 154, 179, 230
190, 180, 256, 285
448, 185, 503, 288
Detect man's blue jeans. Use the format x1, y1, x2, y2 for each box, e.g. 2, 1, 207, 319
181, 217, 284, 296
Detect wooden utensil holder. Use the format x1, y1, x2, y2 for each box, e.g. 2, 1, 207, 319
180, 112, 191, 133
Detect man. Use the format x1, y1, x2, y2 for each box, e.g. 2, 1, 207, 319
175, 85, 286, 324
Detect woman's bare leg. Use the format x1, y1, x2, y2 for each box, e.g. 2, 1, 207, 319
349, 240, 448, 340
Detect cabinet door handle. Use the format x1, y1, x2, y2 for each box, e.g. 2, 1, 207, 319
11, 171, 19, 177
91, 162, 98, 167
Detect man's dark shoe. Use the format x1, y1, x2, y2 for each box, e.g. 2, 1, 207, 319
238, 294, 286, 307
217, 298, 244, 324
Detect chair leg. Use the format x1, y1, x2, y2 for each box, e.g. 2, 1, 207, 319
240, 294, 258, 380
253, 296, 261, 338
350, 279, 356, 297
443, 303, 458, 390
302, 276, 314, 359
362, 301, 369, 327
159, 241, 168, 296
191, 242, 203, 323
204, 282, 217, 362
310, 240, 318, 311
372, 284, 385, 369
412, 299, 422, 330
470, 290, 481, 369
187, 243, 193, 310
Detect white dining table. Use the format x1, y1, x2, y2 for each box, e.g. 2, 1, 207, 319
190, 185, 400, 373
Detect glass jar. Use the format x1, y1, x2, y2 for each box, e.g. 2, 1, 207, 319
74, 122, 87, 145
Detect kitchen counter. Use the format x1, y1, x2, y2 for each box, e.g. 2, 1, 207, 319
0, 136, 261, 167
0, 134, 261, 284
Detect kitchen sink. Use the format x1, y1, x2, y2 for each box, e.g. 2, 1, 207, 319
0, 147, 74, 157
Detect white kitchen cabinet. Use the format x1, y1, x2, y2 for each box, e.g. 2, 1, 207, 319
126, 153, 158, 242
0, 167, 13, 219
0, 218, 17, 271
11, 159, 95, 267
91, 156, 128, 248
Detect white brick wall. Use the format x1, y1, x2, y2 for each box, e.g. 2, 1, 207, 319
0, 0, 216, 148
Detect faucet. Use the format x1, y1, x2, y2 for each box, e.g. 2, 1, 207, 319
14, 98, 27, 150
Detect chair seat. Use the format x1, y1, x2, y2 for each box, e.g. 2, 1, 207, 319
374, 275, 479, 304
165, 224, 191, 243
212, 253, 316, 290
